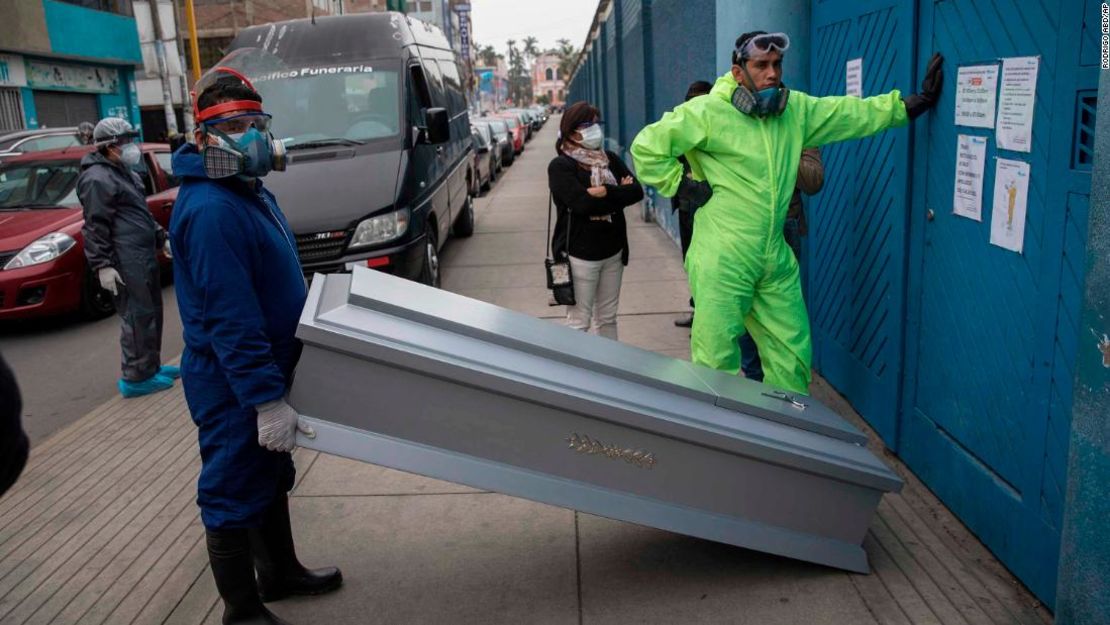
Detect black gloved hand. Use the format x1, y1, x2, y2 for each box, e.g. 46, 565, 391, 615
903, 53, 944, 120
677, 176, 713, 210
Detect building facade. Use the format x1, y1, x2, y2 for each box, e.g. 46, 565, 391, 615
0, 0, 143, 133
531, 53, 565, 107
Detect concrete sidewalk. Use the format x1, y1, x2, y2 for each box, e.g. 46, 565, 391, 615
0, 119, 1052, 625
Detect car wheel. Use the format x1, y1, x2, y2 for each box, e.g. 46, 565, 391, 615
482, 165, 492, 191
453, 193, 475, 238
420, 226, 441, 288
79, 268, 115, 319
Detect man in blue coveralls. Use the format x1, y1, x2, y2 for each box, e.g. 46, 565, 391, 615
171, 67, 341, 624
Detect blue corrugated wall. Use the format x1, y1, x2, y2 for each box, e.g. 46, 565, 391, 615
561, 1, 1099, 607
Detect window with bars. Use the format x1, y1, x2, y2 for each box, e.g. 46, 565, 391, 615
1073, 91, 1097, 171
0, 89, 25, 133
196, 36, 234, 72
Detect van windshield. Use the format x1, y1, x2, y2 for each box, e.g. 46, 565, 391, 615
251, 64, 402, 148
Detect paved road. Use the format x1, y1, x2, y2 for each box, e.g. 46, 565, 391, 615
0, 285, 185, 444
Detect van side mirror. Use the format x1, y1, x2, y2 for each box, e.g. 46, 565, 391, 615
421, 108, 450, 144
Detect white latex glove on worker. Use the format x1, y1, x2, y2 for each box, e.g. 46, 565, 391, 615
97, 267, 125, 296
256, 399, 316, 452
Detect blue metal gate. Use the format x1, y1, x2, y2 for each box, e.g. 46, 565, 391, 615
900, 0, 1095, 606
808, 0, 916, 446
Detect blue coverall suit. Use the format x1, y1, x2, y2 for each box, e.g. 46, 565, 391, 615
169, 144, 306, 530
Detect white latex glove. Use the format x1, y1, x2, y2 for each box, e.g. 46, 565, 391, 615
97, 267, 125, 296
163, 239, 172, 260
256, 399, 316, 452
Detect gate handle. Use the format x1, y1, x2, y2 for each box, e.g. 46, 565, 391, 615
927, 208, 936, 222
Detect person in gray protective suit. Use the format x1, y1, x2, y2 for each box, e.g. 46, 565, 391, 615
78, 118, 180, 398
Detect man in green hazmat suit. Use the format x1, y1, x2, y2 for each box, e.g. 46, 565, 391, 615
631, 32, 943, 394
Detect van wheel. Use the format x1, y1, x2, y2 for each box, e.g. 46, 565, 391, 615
420, 227, 441, 288
79, 268, 115, 319
453, 193, 475, 238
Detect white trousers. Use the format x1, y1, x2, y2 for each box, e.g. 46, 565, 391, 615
566, 252, 624, 340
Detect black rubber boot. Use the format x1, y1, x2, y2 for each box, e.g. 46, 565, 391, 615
252, 495, 343, 603
206, 528, 292, 625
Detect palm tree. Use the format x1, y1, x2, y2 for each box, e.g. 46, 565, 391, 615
522, 36, 540, 64
478, 45, 498, 67
556, 38, 578, 80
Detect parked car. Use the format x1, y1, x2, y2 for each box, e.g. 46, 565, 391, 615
0, 128, 85, 164
469, 125, 495, 195
509, 108, 540, 131
219, 13, 474, 287
493, 113, 526, 154
0, 143, 177, 320
475, 118, 514, 166
472, 119, 510, 170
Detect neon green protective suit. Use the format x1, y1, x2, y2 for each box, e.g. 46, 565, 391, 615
631, 71, 908, 393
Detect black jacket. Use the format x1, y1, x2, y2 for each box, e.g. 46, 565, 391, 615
548, 151, 643, 264
0, 352, 28, 498
77, 151, 165, 271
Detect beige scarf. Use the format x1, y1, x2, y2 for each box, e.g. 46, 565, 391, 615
563, 146, 618, 187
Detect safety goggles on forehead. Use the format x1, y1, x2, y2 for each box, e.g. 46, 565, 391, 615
739, 32, 791, 59
203, 112, 272, 134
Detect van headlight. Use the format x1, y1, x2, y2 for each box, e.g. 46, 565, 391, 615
4, 232, 76, 270
349, 208, 410, 249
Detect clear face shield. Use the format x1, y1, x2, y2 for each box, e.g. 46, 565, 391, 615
193, 49, 289, 179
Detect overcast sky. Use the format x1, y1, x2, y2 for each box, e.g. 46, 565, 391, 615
469, 0, 599, 58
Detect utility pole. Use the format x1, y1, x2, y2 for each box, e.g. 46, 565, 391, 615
172, 0, 194, 134
184, 0, 202, 82
148, 0, 179, 138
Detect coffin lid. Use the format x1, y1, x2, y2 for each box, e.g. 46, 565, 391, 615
340, 267, 867, 444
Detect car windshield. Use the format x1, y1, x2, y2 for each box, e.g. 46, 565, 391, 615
0, 160, 81, 209
213, 49, 402, 149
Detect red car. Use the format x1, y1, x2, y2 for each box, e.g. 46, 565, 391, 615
0, 143, 178, 320
493, 113, 526, 154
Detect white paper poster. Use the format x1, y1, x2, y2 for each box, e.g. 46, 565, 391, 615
996, 56, 1039, 152
989, 158, 1031, 253
954, 64, 999, 128
953, 135, 988, 221
846, 58, 863, 97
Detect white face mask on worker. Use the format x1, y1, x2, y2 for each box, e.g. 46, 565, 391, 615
578, 124, 603, 150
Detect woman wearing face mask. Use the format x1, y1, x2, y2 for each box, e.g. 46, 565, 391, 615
548, 101, 643, 340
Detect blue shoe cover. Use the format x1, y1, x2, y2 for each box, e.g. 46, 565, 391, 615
118, 374, 174, 398
158, 365, 181, 379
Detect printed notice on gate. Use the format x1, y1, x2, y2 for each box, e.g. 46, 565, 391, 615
996, 56, 1039, 152
989, 158, 1031, 253
953, 135, 988, 221
846, 58, 863, 97
954, 64, 999, 128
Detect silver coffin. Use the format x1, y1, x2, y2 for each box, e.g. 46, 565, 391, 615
289, 267, 902, 573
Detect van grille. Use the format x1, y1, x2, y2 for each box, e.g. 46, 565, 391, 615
295, 230, 349, 264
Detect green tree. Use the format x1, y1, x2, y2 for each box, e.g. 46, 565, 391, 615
505, 39, 532, 105
478, 45, 499, 67
555, 38, 578, 81
522, 36, 540, 65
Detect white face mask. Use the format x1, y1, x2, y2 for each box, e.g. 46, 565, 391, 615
578, 124, 604, 150
119, 143, 142, 167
